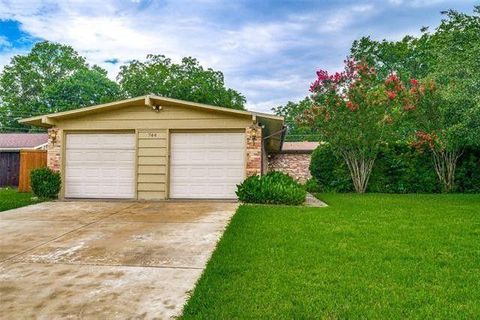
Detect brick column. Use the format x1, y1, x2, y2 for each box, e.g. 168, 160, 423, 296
246, 125, 262, 177
47, 128, 62, 172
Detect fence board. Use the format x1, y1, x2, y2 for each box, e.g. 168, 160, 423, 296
18, 150, 47, 193
0, 151, 20, 187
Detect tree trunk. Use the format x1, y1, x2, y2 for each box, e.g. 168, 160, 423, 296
432, 149, 462, 193
341, 150, 376, 193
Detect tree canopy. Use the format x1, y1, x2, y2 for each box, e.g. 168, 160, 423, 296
272, 97, 320, 141
303, 60, 420, 193
0, 41, 121, 131
350, 7, 480, 191
117, 55, 246, 110
0, 43, 246, 131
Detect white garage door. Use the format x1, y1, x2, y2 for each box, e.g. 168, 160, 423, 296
170, 132, 246, 199
65, 133, 135, 199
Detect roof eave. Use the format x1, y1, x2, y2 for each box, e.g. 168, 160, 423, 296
18, 95, 285, 132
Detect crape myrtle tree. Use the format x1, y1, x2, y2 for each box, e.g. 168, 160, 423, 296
303, 59, 419, 193
411, 77, 478, 193
351, 7, 480, 192
118, 55, 246, 110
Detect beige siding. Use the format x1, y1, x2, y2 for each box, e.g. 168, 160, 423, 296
137, 129, 168, 200
56, 104, 252, 130
53, 102, 255, 200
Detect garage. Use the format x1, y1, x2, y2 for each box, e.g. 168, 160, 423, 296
65, 133, 135, 199
19, 95, 285, 200
170, 132, 245, 199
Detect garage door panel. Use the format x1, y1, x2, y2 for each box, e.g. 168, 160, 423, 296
67, 133, 135, 150
171, 183, 239, 199
170, 132, 245, 199
65, 133, 135, 199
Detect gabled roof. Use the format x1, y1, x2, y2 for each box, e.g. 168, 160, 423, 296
0, 133, 48, 150
19, 95, 285, 152
19, 95, 283, 127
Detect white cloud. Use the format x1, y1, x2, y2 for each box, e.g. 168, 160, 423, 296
0, 35, 11, 47
0, 0, 474, 113
388, 0, 448, 7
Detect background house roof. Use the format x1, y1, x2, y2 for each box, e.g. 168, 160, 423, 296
280, 141, 320, 153
0, 133, 48, 150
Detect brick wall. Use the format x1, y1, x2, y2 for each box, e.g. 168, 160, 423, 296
47, 128, 62, 172
268, 153, 312, 184
245, 125, 262, 176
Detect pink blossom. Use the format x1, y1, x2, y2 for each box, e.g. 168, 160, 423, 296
387, 91, 396, 100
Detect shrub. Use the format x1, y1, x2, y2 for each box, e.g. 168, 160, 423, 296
236, 171, 306, 205
310, 143, 480, 193
304, 177, 321, 193
455, 147, 480, 193
30, 167, 61, 198
368, 144, 440, 193
309, 144, 353, 192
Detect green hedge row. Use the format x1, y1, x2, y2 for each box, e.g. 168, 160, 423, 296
309, 144, 480, 193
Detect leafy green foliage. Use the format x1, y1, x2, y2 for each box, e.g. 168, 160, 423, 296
118, 55, 246, 110
368, 144, 440, 193
310, 144, 480, 193
41, 68, 124, 113
309, 144, 353, 192
303, 177, 321, 193
272, 97, 320, 141
0, 41, 121, 130
181, 194, 480, 319
350, 35, 431, 81
305, 60, 421, 193
30, 168, 61, 199
349, 8, 480, 192
455, 148, 480, 193
236, 171, 306, 205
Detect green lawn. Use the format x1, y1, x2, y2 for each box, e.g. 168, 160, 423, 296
0, 188, 43, 212
182, 194, 480, 319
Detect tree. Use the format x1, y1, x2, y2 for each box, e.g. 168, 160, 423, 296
118, 55, 246, 110
304, 60, 417, 193
350, 7, 480, 192
41, 68, 124, 113
272, 97, 320, 141
350, 34, 432, 81
0, 41, 122, 130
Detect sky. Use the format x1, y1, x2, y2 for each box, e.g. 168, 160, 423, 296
0, 0, 476, 113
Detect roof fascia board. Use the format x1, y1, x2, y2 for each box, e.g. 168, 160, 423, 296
19, 95, 284, 125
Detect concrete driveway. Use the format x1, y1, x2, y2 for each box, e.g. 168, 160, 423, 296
0, 201, 237, 319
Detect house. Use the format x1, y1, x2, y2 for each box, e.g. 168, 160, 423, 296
0, 133, 48, 187
20, 95, 285, 200
268, 141, 319, 184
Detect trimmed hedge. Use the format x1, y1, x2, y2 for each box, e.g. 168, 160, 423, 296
30, 167, 61, 198
236, 171, 307, 205
310, 144, 480, 193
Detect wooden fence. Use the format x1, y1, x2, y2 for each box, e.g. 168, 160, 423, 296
0, 151, 20, 187
18, 150, 47, 192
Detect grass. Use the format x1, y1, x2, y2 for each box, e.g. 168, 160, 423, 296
182, 194, 480, 319
0, 188, 44, 212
